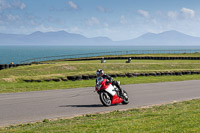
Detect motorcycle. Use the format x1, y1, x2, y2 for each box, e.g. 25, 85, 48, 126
95, 76, 129, 106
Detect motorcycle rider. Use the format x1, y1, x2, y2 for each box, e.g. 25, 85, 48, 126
96, 69, 123, 95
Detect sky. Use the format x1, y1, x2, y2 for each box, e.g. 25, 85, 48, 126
1, 0, 200, 41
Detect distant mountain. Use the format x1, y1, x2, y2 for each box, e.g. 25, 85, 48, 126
0, 33, 25, 45
22, 31, 88, 45
121, 30, 200, 45
0, 30, 200, 46
0, 31, 114, 45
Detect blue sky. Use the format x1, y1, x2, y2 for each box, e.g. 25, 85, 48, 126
1, 0, 200, 41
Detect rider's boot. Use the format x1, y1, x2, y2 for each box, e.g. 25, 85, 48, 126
119, 88, 124, 97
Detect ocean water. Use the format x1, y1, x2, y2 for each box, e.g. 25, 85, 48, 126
0, 46, 200, 64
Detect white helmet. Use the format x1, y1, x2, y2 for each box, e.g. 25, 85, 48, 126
96, 69, 104, 77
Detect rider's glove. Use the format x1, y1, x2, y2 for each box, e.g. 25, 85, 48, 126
106, 79, 110, 84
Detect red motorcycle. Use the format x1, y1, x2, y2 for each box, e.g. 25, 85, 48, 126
95, 77, 129, 106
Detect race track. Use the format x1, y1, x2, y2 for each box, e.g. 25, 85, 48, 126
0, 80, 200, 127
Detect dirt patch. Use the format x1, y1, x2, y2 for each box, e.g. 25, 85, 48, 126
60, 65, 77, 70
2, 78, 16, 82
22, 74, 64, 80
39, 74, 63, 77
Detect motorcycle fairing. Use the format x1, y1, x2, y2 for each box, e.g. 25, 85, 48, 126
112, 94, 123, 104
105, 84, 116, 96
105, 84, 123, 104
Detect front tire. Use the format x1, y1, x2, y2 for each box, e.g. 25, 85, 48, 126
121, 90, 129, 104
99, 91, 112, 106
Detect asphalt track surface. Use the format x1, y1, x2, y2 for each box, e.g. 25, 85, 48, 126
0, 80, 200, 127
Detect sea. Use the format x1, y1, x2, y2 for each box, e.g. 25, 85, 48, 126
1, 46, 200, 64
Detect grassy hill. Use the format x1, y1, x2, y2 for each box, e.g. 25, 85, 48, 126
1, 53, 200, 93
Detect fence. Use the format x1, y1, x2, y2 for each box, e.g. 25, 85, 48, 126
21, 49, 200, 64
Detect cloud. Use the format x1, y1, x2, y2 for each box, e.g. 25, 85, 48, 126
97, 5, 112, 13
12, 0, 26, 10
151, 19, 158, 25
181, 8, 195, 18
67, 26, 85, 34
47, 16, 64, 25
97, 6, 105, 12
168, 11, 178, 19
0, 0, 11, 11
167, 8, 195, 20
138, 9, 150, 18
6, 14, 20, 21
0, 0, 26, 12
0, 13, 20, 24
120, 15, 127, 24
68, 1, 78, 10
34, 25, 56, 32
104, 23, 109, 27
86, 17, 100, 26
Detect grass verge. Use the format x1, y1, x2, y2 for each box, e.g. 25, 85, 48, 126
1, 99, 200, 132
1, 59, 200, 82
1, 74, 200, 93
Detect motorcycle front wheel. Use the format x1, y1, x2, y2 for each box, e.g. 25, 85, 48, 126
99, 91, 112, 106
122, 90, 129, 104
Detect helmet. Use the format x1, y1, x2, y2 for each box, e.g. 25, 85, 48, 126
96, 69, 104, 77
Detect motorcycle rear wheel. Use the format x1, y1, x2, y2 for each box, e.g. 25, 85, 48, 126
99, 91, 112, 106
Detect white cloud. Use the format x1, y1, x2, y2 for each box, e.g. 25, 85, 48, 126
0, 0, 25, 12
97, 6, 105, 12
70, 26, 80, 33
0, 0, 11, 11
20, 3, 25, 9
104, 23, 109, 27
151, 19, 158, 25
87, 17, 100, 26
120, 15, 127, 24
97, 5, 112, 13
12, 0, 26, 10
138, 9, 150, 18
181, 8, 195, 18
6, 14, 19, 21
68, 1, 78, 10
167, 8, 195, 20
0, 13, 20, 24
34, 25, 55, 32
168, 11, 178, 19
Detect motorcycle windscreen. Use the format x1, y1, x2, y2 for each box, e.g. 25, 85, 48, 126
105, 84, 116, 96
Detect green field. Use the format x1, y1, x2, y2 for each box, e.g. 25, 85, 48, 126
1, 75, 200, 93
1, 99, 200, 132
1, 59, 200, 81
1, 53, 200, 93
